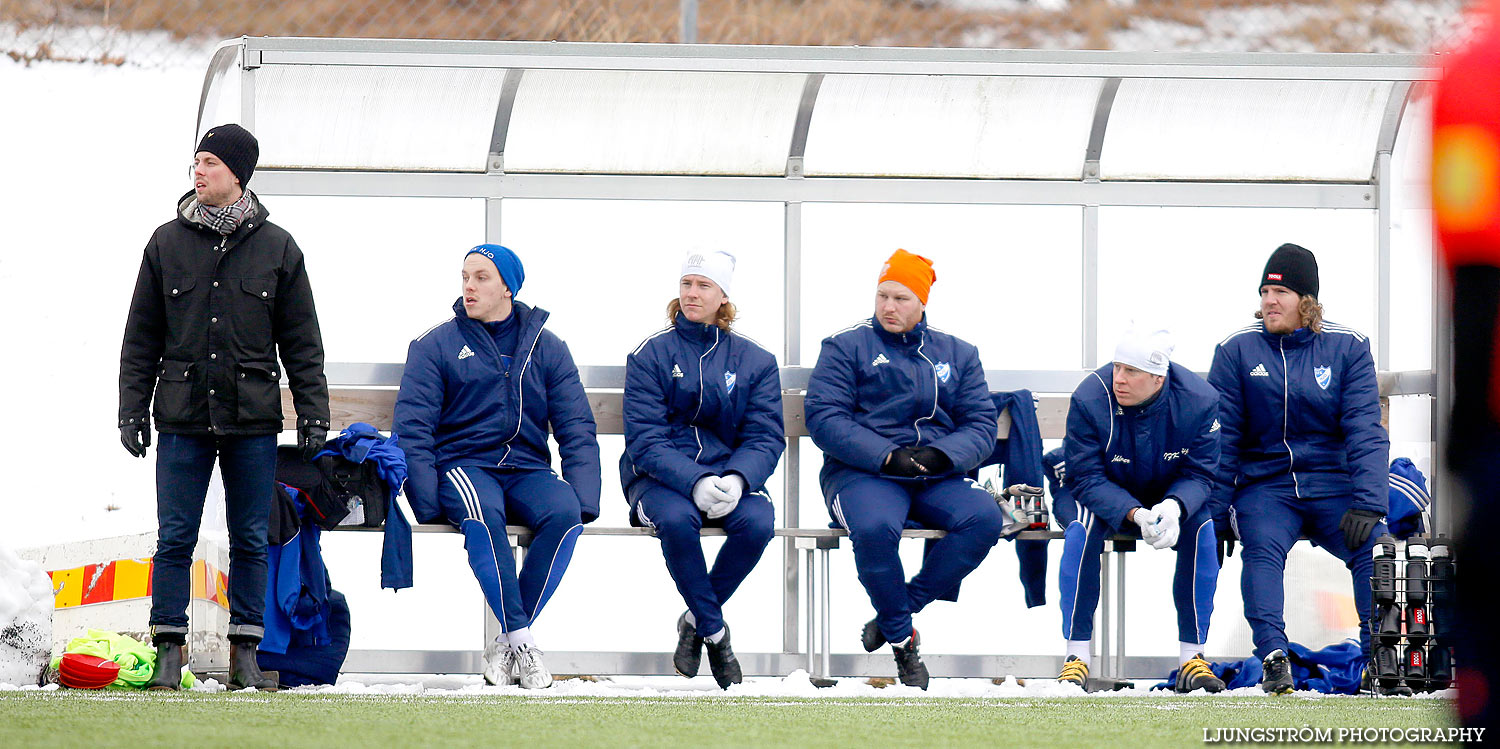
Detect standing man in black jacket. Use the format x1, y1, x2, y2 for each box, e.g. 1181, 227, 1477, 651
118, 124, 330, 691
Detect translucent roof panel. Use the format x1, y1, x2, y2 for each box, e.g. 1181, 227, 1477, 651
804, 75, 1104, 179
1100, 79, 1395, 182
503, 70, 806, 175
254, 66, 509, 171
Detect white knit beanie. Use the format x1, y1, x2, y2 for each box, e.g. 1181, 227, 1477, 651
681, 250, 736, 297
1113, 324, 1174, 376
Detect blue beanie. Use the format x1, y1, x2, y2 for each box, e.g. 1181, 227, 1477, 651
465, 244, 524, 297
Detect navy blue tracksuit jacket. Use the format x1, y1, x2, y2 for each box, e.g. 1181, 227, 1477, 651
806, 317, 997, 486
620, 313, 785, 503
1065, 361, 1222, 530
394, 299, 602, 524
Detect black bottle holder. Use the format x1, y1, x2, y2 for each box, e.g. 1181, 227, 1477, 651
1366, 542, 1456, 695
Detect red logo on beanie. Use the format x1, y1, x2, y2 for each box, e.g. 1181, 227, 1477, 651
1267, 273, 1283, 281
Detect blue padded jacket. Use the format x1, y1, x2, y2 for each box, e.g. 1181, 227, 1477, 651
1206, 321, 1388, 517
1064, 361, 1221, 532
393, 299, 602, 525
805, 316, 997, 487
620, 313, 785, 501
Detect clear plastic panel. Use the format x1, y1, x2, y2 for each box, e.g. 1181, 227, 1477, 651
1101, 79, 1394, 182
266, 196, 487, 363
1095, 207, 1377, 372
499, 199, 786, 365
1390, 90, 1433, 371
504, 70, 806, 175
804, 75, 1103, 179
254, 66, 508, 171
800, 203, 1083, 371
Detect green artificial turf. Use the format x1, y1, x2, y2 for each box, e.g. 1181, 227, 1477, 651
0, 692, 1460, 748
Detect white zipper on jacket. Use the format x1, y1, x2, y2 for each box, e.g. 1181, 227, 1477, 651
1279, 337, 1300, 498
498, 317, 545, 467
913, 331, 939, 446
691, 327, 720, 464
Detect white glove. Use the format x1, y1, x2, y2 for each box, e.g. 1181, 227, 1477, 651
1148, 499, 1182, 550
705, 475, 745, 519
693, 476, 732, 514
1131, 506, 1160, 540
716, 474, 745, 502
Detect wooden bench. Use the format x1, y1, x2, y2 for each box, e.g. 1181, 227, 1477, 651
286, 375, 1164, 681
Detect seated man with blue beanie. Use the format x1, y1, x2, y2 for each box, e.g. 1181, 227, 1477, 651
393, 244, 601, 689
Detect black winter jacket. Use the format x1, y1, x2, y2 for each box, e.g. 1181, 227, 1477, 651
118, 191, 329, 436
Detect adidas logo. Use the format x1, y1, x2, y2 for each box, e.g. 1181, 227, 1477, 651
458, 345, 475, 360
1250, 363, 1269, 377
671, 364, 684, 379
872, 353, 890, 367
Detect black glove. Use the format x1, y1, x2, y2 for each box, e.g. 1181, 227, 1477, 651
909, 447, 953, 475
882, 447, 928, 478
1339, 508, 1384, 552
299, 424, 329, 463
1215, 522, 1237, 566
119, 422, 151, 458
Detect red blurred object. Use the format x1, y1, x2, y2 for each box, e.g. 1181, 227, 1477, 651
57, 653, 120, 690
1434, 0, 1500, 269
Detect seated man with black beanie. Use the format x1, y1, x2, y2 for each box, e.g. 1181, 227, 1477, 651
1207, 243, 1389, 694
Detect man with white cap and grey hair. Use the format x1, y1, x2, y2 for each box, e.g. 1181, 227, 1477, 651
1053, 324, 1225, 693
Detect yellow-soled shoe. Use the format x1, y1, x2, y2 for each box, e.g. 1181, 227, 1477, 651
1058, 654, 1089, 687
1175, 653, 1226, 693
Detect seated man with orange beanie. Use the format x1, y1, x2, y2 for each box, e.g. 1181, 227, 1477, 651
804, 249, 1004, 690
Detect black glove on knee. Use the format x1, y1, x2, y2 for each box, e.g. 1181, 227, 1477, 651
1339, 508, 1383, 552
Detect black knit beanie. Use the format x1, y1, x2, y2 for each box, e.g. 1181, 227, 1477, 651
195, 124, 259, 188
1260, 243, 1319, 299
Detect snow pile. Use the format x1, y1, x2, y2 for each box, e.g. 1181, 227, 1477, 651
0, 543, 54, 687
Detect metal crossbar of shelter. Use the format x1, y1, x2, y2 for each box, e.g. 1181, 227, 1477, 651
197, 37, 1444, 680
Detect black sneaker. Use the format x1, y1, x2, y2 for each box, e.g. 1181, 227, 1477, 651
1176, 653, 1226, 693
892, 631, 930, 691
673, 611, 703, 678
1260, 649, 1293, 695
704, 625, 743, 690
861, 618, 886, 653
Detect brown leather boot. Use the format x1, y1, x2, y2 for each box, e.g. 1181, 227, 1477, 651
229, 640, 278, 691
147, 642, 184, 691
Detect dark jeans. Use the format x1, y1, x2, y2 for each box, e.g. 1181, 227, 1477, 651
150, 433, 276, 642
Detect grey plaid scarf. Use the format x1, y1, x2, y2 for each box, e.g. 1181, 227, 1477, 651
194, 190, 257, 235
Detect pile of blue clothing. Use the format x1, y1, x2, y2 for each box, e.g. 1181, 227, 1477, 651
1156, 641, 1366, 694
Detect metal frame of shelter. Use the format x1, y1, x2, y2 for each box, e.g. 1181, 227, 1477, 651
197, 37, 1444, 680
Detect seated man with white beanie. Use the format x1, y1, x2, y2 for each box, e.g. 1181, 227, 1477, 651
1053, 325, 1226, 692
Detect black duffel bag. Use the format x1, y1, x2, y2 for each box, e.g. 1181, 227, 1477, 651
274, 446, 387, 530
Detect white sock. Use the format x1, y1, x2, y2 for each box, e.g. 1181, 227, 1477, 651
492, 631, 509, 646
1066, 639, 1093, 670
684, 610, 697, 628
508, 627, 536, 649
892, 635, 913, 649
1180, 642, 1206, 664
705, 627, 726, 645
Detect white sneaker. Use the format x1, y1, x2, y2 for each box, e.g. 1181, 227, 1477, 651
483, 639, 516, 686
511, 643, 553, 689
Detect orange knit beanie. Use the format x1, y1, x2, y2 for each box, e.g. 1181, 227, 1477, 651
877, 249, 936, 304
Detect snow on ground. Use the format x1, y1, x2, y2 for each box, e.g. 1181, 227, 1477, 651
2, 671, 1457, 699
0, 544, 53, 687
